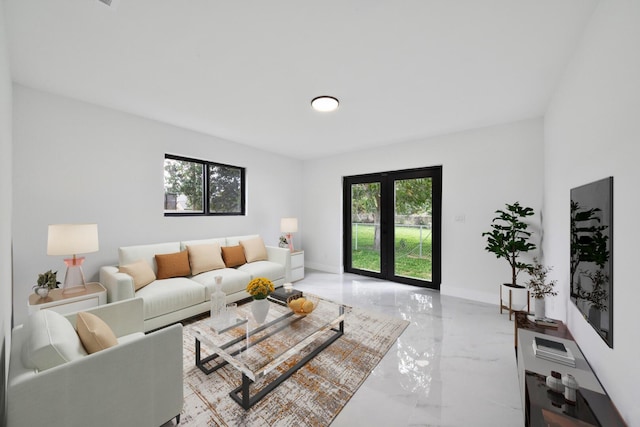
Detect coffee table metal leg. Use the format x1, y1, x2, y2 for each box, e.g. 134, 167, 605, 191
241, 374, 251, 409
195, 338, 229, 375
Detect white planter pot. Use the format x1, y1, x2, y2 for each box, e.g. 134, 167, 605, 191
534, 298, 546, 320
251, 299, 270, 324
500, 284, 528, 311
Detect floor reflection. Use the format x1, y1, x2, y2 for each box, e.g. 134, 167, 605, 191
296, 270, 522, 427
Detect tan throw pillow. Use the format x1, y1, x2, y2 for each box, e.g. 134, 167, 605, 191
187, 243, 225, 275
119, 259, 156, 291
221, 245, 247, 268
155, 250, 191, 279
76, 312, 118, 354
240, 237, 268, 263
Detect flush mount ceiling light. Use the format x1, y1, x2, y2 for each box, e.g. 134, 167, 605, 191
311, 96, 339, 112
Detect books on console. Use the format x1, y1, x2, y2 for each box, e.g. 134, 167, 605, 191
526, 314, 559, 328
532, 337, 576, 367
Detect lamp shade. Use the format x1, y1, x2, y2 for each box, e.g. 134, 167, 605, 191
47, 224, 99, 256
280, 218, 298, 233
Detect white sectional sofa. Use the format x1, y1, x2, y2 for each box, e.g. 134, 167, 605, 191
100, 234, 289, 331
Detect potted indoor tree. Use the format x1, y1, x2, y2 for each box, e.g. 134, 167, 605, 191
483, 202, 537, 319
482, 202, 537, 288
526, 258, 557, 319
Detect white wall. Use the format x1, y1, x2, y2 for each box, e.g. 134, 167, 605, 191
12, 85, 302, 326
302, 118, 544, 303
543, 0, 640, 424
0, 4, 12, 425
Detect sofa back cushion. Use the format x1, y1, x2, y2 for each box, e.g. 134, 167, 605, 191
187, 243, 225, 275
21, 310, 87, 371
119, 242, 181, 274
221, 245, 247, 268
181, 237, 226, 251
225, 234, 260, 247
155, 250, 191, 279
240, 236, 268, 263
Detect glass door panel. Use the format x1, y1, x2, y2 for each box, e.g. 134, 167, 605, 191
350, 182, 381, 273
344, 166, 441, 290
394, 177, 433, 281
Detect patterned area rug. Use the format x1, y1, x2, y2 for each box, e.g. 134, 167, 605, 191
179, 302, 409, 426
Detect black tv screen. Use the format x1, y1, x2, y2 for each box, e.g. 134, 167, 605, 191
570, 177, 613, 348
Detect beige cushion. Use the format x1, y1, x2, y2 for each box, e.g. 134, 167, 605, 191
155, 250, 191, 279
240, 237, 268, 263
187, 243, 225, 275
119, 259, 156, 291
76, 312, 118, 354
21, 310, 87, 371
221, 245, 247, 268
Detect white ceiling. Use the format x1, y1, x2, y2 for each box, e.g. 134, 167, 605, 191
4, 0, 597, 160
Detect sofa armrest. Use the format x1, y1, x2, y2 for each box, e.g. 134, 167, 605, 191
266, 245, 290, 268
8, 323, 183, 427
64, 298, 144, 337
100, 266, 135, 303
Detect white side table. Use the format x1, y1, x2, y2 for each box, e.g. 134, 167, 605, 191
291, 250, 304, 282
28, 282, 107, 315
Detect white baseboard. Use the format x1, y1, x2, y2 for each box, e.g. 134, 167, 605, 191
305, 261, 342, 274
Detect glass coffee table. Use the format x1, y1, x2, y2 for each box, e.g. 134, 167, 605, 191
192, 294, 346, 409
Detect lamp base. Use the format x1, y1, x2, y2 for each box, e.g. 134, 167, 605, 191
286, 233, 294, 252
62, 257, 88, 295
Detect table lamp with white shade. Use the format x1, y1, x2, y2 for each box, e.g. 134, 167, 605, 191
280, 217, 298, 253
47, 223, 99, 294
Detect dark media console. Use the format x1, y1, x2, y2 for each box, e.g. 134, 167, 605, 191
515, 312, 625, 426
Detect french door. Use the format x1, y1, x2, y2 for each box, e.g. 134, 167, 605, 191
343, 166, 441, 289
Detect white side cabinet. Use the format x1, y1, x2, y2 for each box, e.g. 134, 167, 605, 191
28, 282, 107, 315
290, 250, 304, 282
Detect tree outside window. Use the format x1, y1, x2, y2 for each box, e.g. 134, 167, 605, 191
164, 155, 245, 216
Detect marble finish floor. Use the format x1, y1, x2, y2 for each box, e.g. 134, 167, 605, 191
168, 270, 523, 426
296, 270, 523, 427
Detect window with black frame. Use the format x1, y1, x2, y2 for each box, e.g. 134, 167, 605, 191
164, 154, 245, 216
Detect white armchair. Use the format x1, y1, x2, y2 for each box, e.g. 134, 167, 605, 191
7, 298, 183, 427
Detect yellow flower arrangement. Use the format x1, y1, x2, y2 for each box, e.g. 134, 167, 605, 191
246, 277, 275, 300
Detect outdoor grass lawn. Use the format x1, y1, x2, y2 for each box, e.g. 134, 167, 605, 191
351, 224, 432, 280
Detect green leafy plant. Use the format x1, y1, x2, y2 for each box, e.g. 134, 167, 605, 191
570, 201, 610, 288
482, 202, 537, 287
577, 269, 609, 311
36, 270, 60, 290
570, 200, 611, 311
526, 258, 557, 299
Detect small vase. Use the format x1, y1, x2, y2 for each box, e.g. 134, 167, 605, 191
34, 286, 49, 299
251, 298, 270, 324
534, 298, 546, 320
210, 277, 226, 327
588, 305, 601, 327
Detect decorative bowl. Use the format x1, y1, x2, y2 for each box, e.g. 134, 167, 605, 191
287, 295, 318, 315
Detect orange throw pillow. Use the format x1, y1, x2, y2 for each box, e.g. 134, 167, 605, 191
221, 245, 247, 268
155, 250, 191, 279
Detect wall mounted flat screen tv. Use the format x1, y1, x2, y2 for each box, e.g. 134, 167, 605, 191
570, 177, 613, 348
